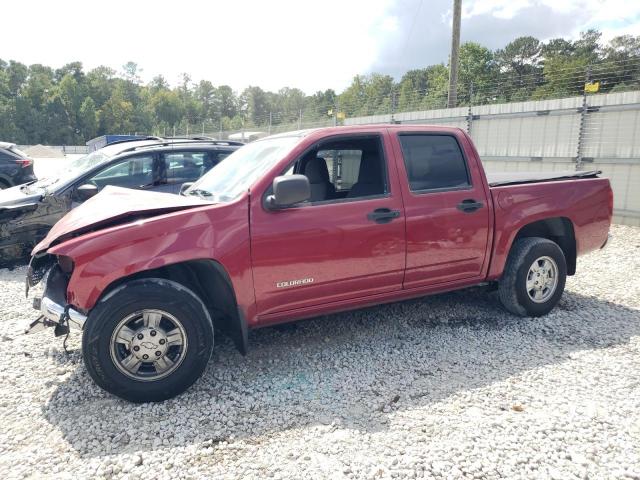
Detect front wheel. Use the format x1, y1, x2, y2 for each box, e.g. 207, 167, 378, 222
498, 237, 567, 317
82, 278, 214, 402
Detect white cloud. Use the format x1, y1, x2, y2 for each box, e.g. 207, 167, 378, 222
463, 0, 533, 19
4, 0, 394, 93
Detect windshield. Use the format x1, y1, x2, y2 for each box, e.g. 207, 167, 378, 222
24, 150, 111, 193
21, 140, 163, 194
187, 136, 301, 202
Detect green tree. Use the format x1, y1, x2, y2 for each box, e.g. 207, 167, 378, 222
398, 69, 429, 111
79, 97, 98, 139
240, 86, 269, 125
100, 89, 135, 134
151, 89, 184, 129
495, 36, 543, 100
458, 42, 496, 103
421, 64, 449, 108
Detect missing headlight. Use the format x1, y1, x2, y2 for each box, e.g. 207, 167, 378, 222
57, 255, 74, 274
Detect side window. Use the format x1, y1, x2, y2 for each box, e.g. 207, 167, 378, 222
88, 155, 154, 190
321, 150, 361, 192
293, 136, 387, 203
163, 151, 207, 184
212, 151, 232, 164
399, 135, 470, 192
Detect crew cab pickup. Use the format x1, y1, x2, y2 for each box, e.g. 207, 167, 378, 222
26, 125, 612, 402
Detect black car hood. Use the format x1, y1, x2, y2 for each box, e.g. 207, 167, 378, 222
0, 184, 42, 209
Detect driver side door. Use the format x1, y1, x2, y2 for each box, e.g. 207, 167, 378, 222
250, 132, 406, 323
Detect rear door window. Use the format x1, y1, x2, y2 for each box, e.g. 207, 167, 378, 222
0, 151, 14, 161
398, 134, 470, 192
163, 151, 207, 185
9, 146, 29, 158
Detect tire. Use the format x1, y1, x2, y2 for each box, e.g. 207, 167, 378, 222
82, 278, 214, 402
498, 237, 567, 317
0, 179, 10, 190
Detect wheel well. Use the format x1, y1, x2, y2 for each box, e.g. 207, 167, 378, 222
99, 259, 248, 354
513, 217, 577, 275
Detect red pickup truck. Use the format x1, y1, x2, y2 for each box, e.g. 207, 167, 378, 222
26, 125, 612, 402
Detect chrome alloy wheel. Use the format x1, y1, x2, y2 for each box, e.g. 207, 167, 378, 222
526, 256, 559, 303
110, 309, 188, 381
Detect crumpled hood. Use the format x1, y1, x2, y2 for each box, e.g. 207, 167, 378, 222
33, 186, 207, 254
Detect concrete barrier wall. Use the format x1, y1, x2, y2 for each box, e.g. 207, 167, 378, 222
346, 91, 640, 225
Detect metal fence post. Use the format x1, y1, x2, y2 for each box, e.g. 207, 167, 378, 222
576, 65, 592, 171
466, 82, 474, 135
390, 89, 397, 123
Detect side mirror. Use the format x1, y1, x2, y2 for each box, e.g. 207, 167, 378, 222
76, 184, 99, 201
266, 175, 310, 209
180, 182, 194, 196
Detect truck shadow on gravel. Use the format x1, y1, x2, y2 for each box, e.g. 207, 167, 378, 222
42, 288, 640, 457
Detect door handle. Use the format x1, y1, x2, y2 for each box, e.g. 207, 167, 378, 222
457, 199, 484, 213
367, 208, 401, 224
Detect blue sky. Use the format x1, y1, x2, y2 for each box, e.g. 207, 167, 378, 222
4, 0, 639, 93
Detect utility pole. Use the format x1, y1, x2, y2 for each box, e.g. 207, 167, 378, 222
447, 0, 462, 108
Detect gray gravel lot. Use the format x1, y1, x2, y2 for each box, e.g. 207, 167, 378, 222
0, 224, 638, 479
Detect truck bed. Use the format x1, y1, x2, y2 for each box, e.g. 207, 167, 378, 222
486, 170, 601, 187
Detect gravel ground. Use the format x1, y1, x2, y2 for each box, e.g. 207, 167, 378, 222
0, 224, 638, 480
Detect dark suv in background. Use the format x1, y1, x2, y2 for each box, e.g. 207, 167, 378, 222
0, 142, 36, 189
0, 137, 242, 265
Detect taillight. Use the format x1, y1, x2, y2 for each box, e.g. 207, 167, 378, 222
14, 158, 33, 168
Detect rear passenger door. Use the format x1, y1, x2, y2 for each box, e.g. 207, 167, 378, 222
391, 131, 491, 288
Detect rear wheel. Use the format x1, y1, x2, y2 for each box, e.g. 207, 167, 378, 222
0, 179, 10, 190
82, 278, 214, 402
498, 237, 567, 317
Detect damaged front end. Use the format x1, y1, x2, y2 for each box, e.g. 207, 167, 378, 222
25, 254, 86, 336
0, 192, 69, 267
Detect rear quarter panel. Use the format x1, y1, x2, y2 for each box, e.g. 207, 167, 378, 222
488, 177, 612, 280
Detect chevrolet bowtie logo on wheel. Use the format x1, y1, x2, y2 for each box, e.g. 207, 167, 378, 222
276, 278, 315, 288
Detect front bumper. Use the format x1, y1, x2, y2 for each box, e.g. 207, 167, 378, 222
40, 296, 87, 329
26, 296, 87, 335
25, 261, 87, 335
